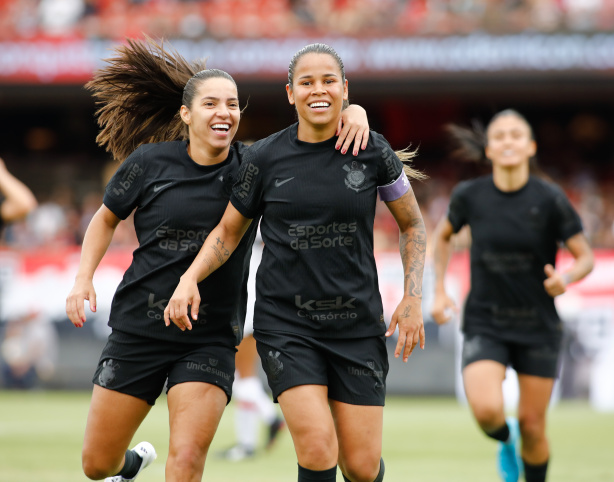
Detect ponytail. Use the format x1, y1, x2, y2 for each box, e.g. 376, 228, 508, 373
444, 121, 487, 164
395, 147, 428, 181
86, 36, 206, 162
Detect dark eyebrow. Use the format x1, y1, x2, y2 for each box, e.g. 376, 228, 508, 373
200, 96, 239, 102
297, 73, 338, 81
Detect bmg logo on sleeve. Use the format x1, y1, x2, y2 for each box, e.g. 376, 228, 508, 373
111, 163, 143, 196
235, 163, 259, 199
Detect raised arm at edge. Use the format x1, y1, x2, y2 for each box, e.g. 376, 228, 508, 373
0, 158, 38, 223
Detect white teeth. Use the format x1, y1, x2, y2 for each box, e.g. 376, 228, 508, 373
503, 150, 514, 156
309, 102, 330, 108
212, 124, 230, 131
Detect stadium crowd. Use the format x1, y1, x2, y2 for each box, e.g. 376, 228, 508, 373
1, 0, 613, 41
1, 169, 612, 252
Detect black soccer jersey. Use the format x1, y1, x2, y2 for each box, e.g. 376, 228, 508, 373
230, 124, 406, 339
448, 175, 583, 343
103, 140, 257, 345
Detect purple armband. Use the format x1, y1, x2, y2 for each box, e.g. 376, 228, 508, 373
377, 171, 409, 202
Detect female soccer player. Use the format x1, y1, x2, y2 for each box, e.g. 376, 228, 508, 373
165, 43, 427, 482
430, 109, 594, 482
65, 38, 369, 482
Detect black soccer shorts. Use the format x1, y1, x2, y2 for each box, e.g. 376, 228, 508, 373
93, 330, 236, 405
254, 330, 389, 406
461, 333, 562, 378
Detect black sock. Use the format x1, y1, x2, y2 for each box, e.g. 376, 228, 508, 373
486, 422, 510, 443
298, 464, 337, 482
342, 458, 385, 482
117, 449, 142, 479
373, 458, 385, 482
523, 459, 549, 482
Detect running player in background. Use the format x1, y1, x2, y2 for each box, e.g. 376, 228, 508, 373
65, 37, 369, 482
431, 109, 594, 482
165, 43, 427, 482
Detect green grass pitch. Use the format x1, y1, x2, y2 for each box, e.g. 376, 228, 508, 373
0, 391, 612, 481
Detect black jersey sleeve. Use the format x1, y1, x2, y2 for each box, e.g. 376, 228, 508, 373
447, 181, 471, 233
230, 145, 263, 219
103, 148, 146, 220
374, 133, 404, 186
550, 184, 583, 242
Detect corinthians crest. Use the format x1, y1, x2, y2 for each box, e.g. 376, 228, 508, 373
343, 161, 367, 192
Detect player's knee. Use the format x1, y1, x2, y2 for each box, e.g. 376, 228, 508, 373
82, 453, 116, 480
518, 413, 545, 443
340, 451, 381, 482
472, 404, 501, 427
296, 429, 337, 467
168, 443, 207, 476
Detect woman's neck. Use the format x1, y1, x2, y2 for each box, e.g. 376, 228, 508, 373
492, 162, 530, 192
296, 119, 339, 143
187, 140, 229, 166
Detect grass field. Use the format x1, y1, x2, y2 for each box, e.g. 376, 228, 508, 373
0, 391, 612, 481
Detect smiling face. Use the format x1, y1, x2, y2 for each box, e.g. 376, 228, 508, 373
485, 114, 536, 170
180, 76, 240, 163
286, 52, 348, 142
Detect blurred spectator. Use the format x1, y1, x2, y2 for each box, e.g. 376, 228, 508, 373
24, 186, 80, 247
38, 0, 85, 37
1, 0, 614, 40
0, 309, 58, 389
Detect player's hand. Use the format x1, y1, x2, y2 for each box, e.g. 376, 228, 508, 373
431, 291, 458, 325
336, 105, 369, 156
543, 264, 567, 297
164, 276, 201, 331
66, 277, 97, 328
386, 295, 425, 362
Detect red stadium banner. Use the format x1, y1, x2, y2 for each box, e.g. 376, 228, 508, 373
1, 35, 614, 84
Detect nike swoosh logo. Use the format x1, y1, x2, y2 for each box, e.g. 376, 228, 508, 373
153, 182, 173, 192
274, 177, 295, 187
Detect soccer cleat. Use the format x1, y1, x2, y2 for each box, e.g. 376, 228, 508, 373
105, 441, 157, 481
216, 444, 255, 462
497, 417, 522, 482
266, 416, 286, 450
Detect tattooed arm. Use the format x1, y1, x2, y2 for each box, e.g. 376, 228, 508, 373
385, 186, 426, 362
164, 203, 252, 331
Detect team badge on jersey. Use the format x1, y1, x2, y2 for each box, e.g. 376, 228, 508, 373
343, 161, 367, 193
265, 351, 284, 381
98, 359, 120, 387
